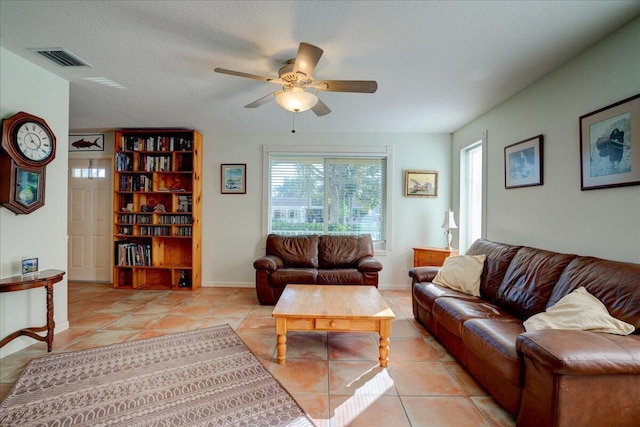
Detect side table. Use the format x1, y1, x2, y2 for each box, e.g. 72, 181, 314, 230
0, 269, 65, 352
412, 247, 459, 267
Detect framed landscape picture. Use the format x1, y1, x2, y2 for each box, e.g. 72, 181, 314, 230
505, 135, 543, 189
221, 164, 246, 194
404, 170, 438, 197
21, 257, 38, 276
580, 94, 640, 190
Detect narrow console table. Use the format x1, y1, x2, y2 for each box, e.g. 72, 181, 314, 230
0, 269, 65, 352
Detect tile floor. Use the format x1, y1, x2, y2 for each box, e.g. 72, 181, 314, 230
0, 283, 516, 427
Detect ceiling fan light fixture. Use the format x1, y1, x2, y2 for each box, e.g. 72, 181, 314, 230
275, 87, 318, 113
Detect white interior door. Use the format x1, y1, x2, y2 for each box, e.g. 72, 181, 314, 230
67, 158, 112, 282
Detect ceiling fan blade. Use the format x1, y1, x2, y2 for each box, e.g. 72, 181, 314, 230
312, 80, 378, 93
214, 67, 280, 83
245, 91, 281, 108
311, 98, 331, 116
293, 42, 323, 77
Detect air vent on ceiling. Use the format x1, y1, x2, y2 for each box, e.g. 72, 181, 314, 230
28, 48, 92, 67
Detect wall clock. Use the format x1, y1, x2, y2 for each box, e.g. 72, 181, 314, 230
0, 112, 56, 214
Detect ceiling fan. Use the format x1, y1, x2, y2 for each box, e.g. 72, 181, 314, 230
214, 42, 377, 116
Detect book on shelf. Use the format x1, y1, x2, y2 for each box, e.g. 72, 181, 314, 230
119, 175, 152, 192
115, 241, 151, 266
178, 194, 192, 212
139, 154, 171, 172
115, 152, 132, 171
120, 135, 193, 152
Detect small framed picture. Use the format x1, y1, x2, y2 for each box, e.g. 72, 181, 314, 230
505, 135, 544, 189
404, 170, 438, 197
580, 93, 640, 190
21, 257, 39, 276
69, 134, 104, 152
221, 164, 246, 194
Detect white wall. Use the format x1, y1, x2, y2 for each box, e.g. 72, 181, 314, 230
68, 131, 452, 290
201, 132, 452, 289
452, 17, 640, 263
0, 48, 70, 357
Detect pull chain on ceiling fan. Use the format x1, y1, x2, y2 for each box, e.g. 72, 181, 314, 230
214, 42, 377, 116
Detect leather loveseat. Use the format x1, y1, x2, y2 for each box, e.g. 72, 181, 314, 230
409, 238, 640, 427
254, 233, 382, 305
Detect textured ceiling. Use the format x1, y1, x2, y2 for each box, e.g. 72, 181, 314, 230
1, 1, 639, 134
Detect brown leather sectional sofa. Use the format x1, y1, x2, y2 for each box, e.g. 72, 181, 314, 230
409, 238, 640, 427
253, 234, 382, 305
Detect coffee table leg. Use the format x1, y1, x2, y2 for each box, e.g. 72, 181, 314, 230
379, 319, 391, 367
275, 318, 287, 365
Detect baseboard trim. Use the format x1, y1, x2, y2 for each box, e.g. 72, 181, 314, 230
202, 282, 411, 291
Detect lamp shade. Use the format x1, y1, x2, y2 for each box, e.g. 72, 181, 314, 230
441, 209, 457, 229
275, 87, 318, 112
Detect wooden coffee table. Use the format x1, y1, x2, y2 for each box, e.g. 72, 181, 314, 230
272, 284, 395, 367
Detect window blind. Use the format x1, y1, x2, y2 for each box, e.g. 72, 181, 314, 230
268, 155, 386, 242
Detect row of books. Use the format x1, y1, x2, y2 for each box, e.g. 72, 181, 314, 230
121, 136, 193, 152
119, 214, 152, 224
119, 175, 152, 192
118, 226, 133, 235
115, 152, 133, 171
115, 241, 151, 266
139, 155, 171, 172
117, 225, 193, 236
159, 215, 193, 224
176, 227, 192, 236
140, 226, 171, 236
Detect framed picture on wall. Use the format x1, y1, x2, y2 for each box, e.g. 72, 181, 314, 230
221, 164, 246, 194
404, 170, 438, 197
579, 93, 640, 190
69, 134, 104, 152
504, 135, 543, 189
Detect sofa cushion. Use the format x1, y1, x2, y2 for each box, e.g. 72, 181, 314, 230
270, 268, 318, 287
318, 234, 373, 268
524, 287, 635, 335
317, 269, 363, 284
432, 254, 486, 296
267, 234, 319, 268
413, 282, 479, 314
497, 247, 576, 319
433, 297, 512, 337
466, 239, 522, 303
463, 318, 525, 386
517, 330, 640, 375
547, 256, 640, 331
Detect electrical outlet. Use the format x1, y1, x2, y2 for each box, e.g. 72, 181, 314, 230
401, 268, 407, 275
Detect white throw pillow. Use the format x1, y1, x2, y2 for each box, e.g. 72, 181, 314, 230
432, 254, 486, 296
523, 286, 635, 335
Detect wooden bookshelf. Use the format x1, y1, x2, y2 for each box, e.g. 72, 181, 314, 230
113, 129, 202, 290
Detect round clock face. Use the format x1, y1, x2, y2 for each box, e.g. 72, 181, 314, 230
13, 121, 54, 163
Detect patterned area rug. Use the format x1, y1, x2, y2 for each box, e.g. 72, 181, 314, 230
0, 325, 314, 426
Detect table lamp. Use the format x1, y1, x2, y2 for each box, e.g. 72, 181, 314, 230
441, 209, 457, 250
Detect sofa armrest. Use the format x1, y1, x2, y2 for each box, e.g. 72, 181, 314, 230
357, 256, 383, 272
253, 255, 283, 272
517, 330, 640, 375
408, 266, 440, 283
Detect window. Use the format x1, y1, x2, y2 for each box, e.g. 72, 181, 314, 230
459, 139, 484, 251
71, 167, 106, 179
264, 146, 392, 250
